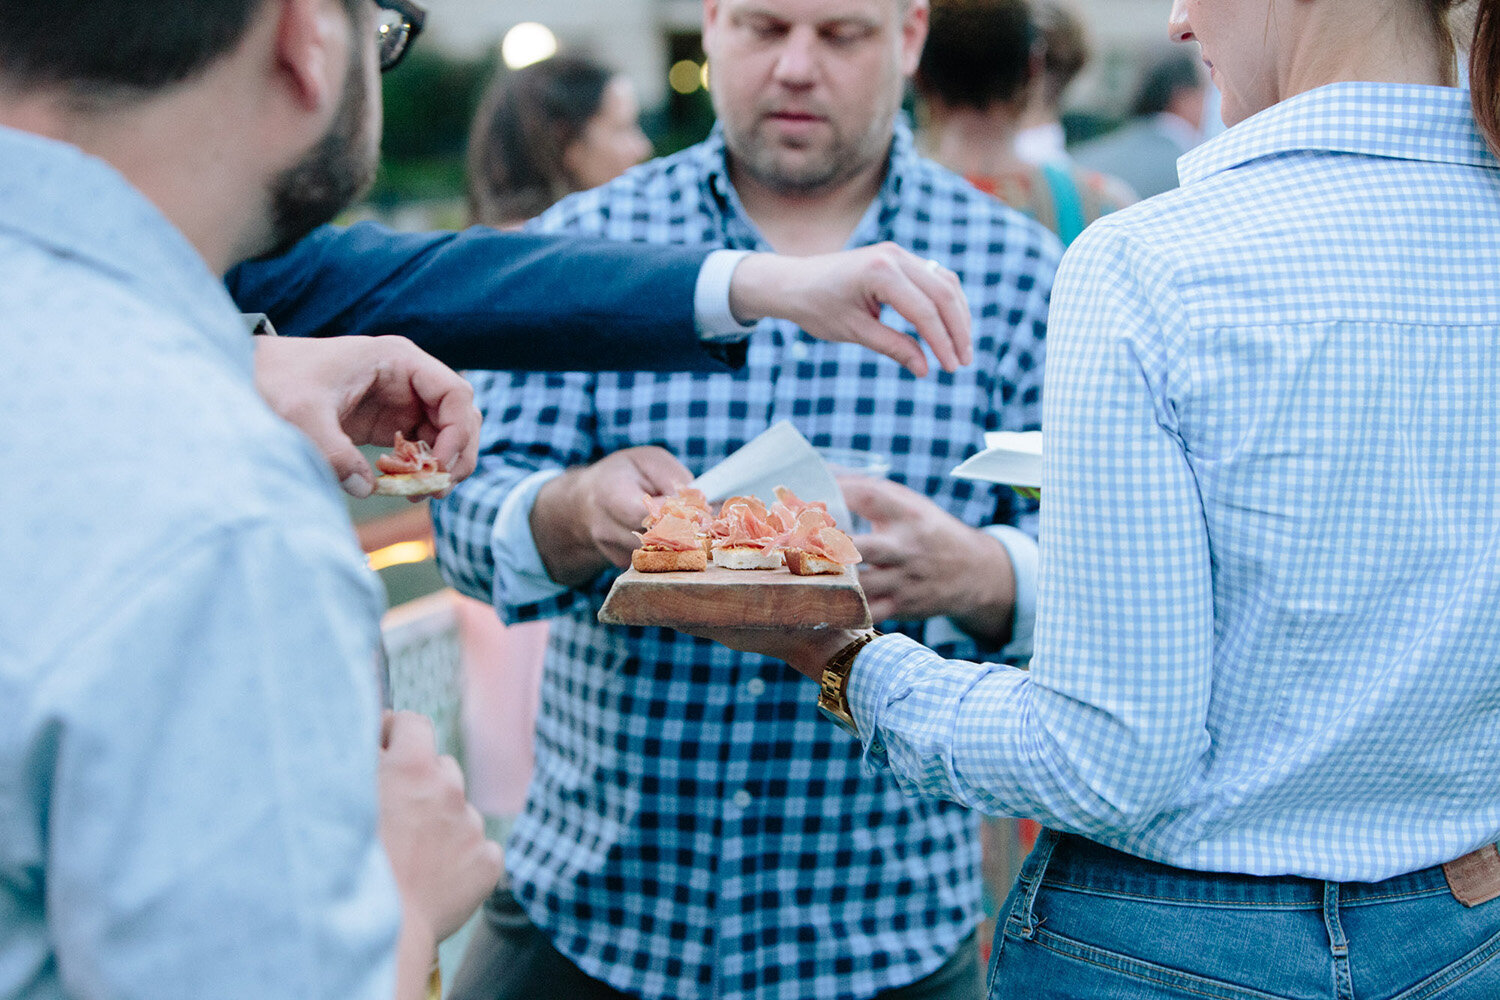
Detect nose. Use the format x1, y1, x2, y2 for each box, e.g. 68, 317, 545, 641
1168, 0, 1193, 42
772, 25, 818, 86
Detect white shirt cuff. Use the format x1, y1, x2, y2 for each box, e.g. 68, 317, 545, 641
921, 523, 1038, 662
694, 249, 758, 342
489, 468, 571, 608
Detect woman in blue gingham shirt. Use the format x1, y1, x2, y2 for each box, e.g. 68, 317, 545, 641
721, 1, 1500, 997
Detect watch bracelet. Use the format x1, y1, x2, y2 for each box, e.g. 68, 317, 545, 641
819, 630, 882, 717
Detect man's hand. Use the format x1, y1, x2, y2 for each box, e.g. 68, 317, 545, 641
842, 476, 1016, 647
379, 711, 503, 945
253, 335, 480, 498
728, 245, 973, 377
531, 446, 694, 587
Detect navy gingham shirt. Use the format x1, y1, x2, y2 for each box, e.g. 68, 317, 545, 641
432, 121, 1057, 1000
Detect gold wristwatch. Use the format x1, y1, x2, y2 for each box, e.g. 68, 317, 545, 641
817, 631, 881, 734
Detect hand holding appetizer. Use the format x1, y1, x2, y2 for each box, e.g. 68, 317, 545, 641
252, 333, 479, 498
530, 446, 695, 586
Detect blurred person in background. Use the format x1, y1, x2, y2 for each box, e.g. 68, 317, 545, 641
1071, 46, 1208, 198
466, 54, 652, 228
916, 0, 1136, 244
0, 1, 502, 998
1013, 0, 1089, 165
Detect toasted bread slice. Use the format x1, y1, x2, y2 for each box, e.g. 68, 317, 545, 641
632, 547, 709, 573
711, 546, 784, 570
784, 550, 844, 576
372, 470, 453, 497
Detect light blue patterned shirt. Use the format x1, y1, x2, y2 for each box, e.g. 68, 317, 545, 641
0, 126, 398, 999
850, 83, 1500, 882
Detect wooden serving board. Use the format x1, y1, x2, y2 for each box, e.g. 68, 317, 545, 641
598, 565, 871, 630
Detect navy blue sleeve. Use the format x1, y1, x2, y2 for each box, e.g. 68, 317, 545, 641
225, 222, 744, 372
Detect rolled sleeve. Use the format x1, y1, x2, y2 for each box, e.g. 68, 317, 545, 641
489, 467, 571, 609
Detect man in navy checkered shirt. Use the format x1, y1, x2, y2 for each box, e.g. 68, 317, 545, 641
433, 0, 1060, 997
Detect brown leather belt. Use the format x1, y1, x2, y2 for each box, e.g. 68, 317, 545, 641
1443, 844, 1500, 906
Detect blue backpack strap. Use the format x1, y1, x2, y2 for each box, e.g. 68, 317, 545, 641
1040, 162, 1087, 245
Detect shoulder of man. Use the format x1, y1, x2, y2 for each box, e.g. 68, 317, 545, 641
531, 142, 714, 236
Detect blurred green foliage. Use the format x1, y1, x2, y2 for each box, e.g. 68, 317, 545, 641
370, 48, 494, 209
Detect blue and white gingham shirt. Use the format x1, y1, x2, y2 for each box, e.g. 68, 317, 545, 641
432, 121, 1058, 999
849, 83, 1500, 883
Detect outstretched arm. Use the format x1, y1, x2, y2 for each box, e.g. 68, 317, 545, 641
228, 223, 724, 372
228, 224, 972, 377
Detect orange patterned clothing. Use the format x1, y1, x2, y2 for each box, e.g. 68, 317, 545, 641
968, 162, 1136, 245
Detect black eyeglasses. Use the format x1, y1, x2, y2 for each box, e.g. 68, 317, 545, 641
374, 0, 426, 73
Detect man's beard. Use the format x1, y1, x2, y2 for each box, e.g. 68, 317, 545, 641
258, 57, 378, 259
721, 97, 899, 195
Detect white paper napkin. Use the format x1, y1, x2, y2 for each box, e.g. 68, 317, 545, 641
691, 421, 854, 530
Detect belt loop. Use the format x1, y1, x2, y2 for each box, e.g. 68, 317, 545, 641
1005, 828, 1062, 940
1322, 881, 1355, 1000
1321, 881, 1348, 959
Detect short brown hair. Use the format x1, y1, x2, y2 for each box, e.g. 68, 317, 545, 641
0, 0, 360, 94
917, 0, 1035, 110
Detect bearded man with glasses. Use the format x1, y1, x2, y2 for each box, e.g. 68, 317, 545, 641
0, 3, 501, 999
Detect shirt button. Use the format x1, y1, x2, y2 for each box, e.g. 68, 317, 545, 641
746, 677, 767, 697
732, 789, 753, 809
788, 340, 811, 361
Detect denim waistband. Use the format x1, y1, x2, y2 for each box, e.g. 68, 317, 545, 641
1039, 833, 1452, 908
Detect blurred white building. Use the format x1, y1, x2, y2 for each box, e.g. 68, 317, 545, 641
421, 0, 1181, 111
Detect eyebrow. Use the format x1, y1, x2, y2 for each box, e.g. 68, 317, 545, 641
731, 5, 883, 29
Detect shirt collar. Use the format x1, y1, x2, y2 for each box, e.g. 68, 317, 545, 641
0, 124, 250, 368
698, 115, 917, 249
1178, 82, 1497, 186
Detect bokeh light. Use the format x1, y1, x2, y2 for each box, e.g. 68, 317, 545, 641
501, 22, 559, 70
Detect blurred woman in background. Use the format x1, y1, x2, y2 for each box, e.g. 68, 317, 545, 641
466, 55, 651, 228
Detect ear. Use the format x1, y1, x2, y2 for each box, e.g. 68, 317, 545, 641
702, 0, 723, 52
898, 0, 930, 78
274, 0, 352, 114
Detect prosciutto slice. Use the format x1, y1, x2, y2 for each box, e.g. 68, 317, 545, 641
375, 432, 444, 475
632, 512, 703, 552
780, 509, 861, 565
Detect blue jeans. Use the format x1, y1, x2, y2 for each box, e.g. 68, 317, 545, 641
988, 830, 1500, 999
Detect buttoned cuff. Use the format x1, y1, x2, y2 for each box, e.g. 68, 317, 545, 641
489, 468, 570, 609
919, 524, 1037, 663
694, 249, 758, 342
845, 632, 931, 761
